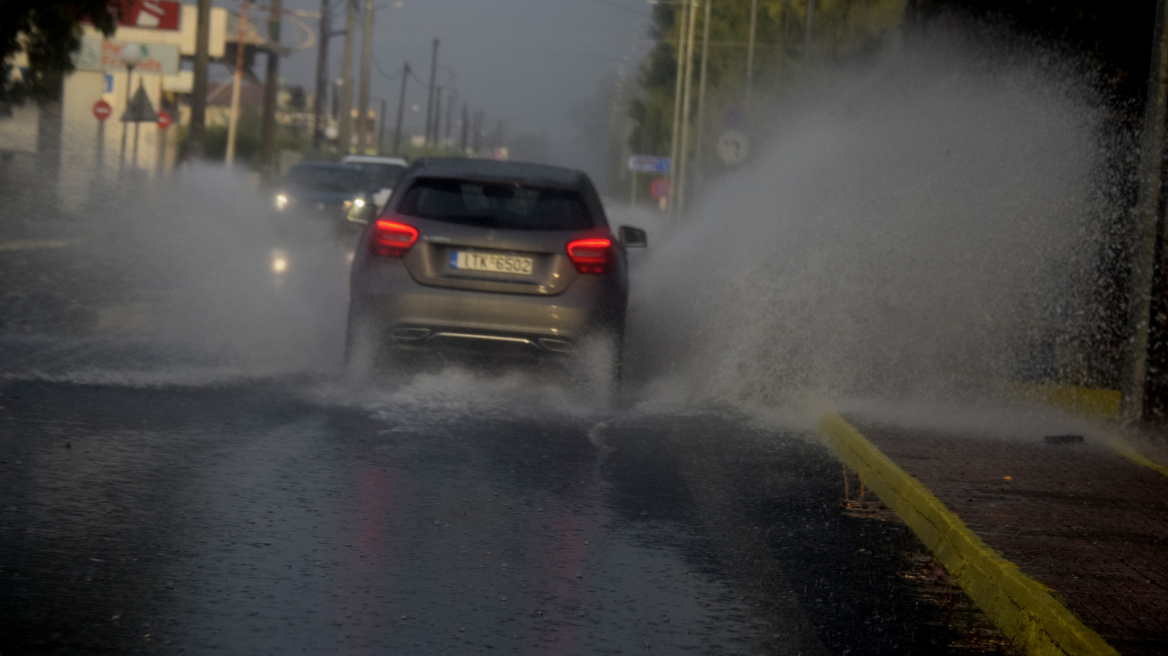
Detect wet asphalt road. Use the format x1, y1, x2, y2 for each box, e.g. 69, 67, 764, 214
1, 183, 979, 655
0, 376, 977, 655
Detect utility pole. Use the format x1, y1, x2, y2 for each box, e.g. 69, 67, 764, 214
460, 102, 468, 153
259, 0, 282, 179
804, 0, 814, 60
392, 60, 409, 155
693, 0, 712, 195
1124, 0, 1168, 423
337, 0, 357, 155
189, 0, 212, 159
445, 89, 455, 144
667, 1, 690, 212
745, 0, 757, 109
434, 85, 443, 148
312, 0, 330, 151
226, 2, 250, 166
676, 0, 699, 214
377, 97, 386, 154
356, 0, 374, 153
425, 39, 439, 145
473, 109, 484, 153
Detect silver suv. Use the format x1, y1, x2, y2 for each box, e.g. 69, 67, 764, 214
345, 158, 646, 373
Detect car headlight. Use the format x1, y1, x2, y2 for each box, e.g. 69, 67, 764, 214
353, 197, 366, 209
275, 193, 289, 210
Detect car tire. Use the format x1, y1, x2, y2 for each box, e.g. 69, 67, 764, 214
343, 308, 382, 374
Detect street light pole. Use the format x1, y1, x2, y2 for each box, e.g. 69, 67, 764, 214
377, 97, 386, 154
337, 0, 357, 155
189, 0, 212, 159
425, 39, 439, 145
259, 0, 282, 179
667, 0, 690, 212
118, 54, 138, 174
392, 60, 409, 155
226, 2, 250, 166
675, 0, 699, 214
745, 0, 756, 109
804, 0, 814, 60
434, 85, 442, 148
356, 0, 374, 153
131, 79, 145, 169
693, 0, 712, 195
312, 0, 330, 150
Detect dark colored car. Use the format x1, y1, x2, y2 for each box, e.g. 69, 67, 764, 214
345, 158, 646, 376
273, 162, 374, 221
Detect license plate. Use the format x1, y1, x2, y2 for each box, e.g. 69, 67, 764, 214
450, 251, 534, 275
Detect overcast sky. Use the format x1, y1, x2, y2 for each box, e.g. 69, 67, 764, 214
213, 0, 656, 161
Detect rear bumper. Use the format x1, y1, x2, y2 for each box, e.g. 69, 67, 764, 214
350, 264, 622, 354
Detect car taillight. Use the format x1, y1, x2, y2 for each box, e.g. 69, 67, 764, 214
370, 218, 418, 257
566, 238, 612, 274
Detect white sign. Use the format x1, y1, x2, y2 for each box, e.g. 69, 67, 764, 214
716, 130, 749, 165
628, 155, 671, 173
74, 39, 180, 75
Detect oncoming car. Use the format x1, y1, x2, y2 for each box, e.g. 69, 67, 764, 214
345, 158, 646, 377
341, 155, 409, 211
273, 162, 374, 222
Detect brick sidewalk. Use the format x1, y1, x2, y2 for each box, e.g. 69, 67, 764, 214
851, 420, 1168, 656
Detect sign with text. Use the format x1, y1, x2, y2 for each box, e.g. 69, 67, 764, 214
75, 40, 180, 75
628, 155, 671, 173
113, 1, 182, 30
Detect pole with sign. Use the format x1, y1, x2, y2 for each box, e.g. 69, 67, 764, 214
118, 46, 142, 174
628, 156, 670, 207
93, 100, 112, 183
156, 109, 172, 176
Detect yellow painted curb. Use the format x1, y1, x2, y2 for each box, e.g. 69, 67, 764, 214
1006, 383, 1122, 419
818, 413, 1118, 656
1005, 382, 1168, 479
1109, 442, 1168, 479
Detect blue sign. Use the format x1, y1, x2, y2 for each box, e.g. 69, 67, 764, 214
103, 73, 115, 94
628, 155, 671, 173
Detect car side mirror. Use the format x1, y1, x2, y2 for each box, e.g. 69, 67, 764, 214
618, 225, 647, 248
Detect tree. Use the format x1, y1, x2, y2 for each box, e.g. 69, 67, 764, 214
1, 0, 118, 108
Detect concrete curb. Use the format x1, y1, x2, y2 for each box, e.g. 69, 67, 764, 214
817, 412, 1119, 656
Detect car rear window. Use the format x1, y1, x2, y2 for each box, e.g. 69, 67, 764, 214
351, 162, 406, 187
287, 165, 367, 192
397, 177, 594, 231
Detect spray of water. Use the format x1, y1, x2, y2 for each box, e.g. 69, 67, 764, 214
1, 28, 1119, 439
623, 31, 1112, 427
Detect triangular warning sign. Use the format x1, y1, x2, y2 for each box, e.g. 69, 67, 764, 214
121, 83, 158, 123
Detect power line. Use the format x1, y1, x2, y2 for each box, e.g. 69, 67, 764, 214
372, 53, 401, 81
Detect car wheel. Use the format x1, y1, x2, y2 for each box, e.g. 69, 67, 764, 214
343, 309, 383, 374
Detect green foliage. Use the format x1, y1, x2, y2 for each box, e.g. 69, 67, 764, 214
629, 0, 907, 161
1, 0, 117, 106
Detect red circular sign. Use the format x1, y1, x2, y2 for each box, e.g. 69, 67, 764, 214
92, 99, 112, 122
156, 109, 172, 130
650, 176, 671, 200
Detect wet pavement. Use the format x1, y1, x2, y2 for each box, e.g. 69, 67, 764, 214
0, 183, 1002, 655
0, 377, 993, 655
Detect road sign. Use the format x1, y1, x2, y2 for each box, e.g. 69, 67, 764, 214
156, 109, 172, 130
628, 155, 671, 173
719, 102, 748, 130
650, 177, 670, 200
716, 129, 749, 165
92, 99, 113, 122
121, 84, 158, 123
75, 39, 180, 75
